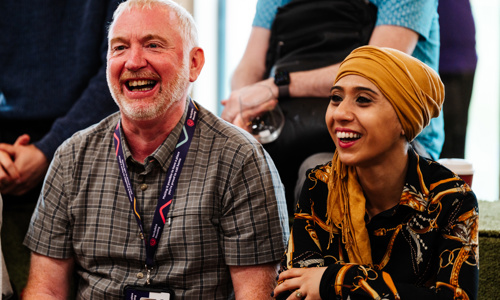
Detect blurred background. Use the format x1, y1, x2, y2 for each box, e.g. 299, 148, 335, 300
179, 0, 499, 202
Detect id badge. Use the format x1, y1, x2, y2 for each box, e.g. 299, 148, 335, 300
124, 285, 175, 300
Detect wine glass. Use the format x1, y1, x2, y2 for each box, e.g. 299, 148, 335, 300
239, 84, 285, 144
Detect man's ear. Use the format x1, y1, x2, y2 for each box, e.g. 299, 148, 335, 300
189, 47, 205, 82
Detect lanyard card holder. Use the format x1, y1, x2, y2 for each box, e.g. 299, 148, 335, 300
124, 285, 175, 300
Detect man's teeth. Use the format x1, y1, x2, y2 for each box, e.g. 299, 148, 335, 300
131, 86, 153, 91
337, 131, 361, 139
127, 79, 156, 91
129, 80, 155, 87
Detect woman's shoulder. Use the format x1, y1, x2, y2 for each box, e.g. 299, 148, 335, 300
418, 155, 470, 190
305, 161, 332, 187
296, 161, 332, 213
411, 154, 477, 210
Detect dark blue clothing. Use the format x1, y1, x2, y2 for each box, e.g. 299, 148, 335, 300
438, 0, 477, 73
438, 0, 477, 158
0, 0, 121, 160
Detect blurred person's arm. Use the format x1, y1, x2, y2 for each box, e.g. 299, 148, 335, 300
221, 27, 271, 122
286, 25, 419, 98
368, 25, 419, 54
231, 27, 271, 90
23, 252, 74, 300
0, 1, 120, 197
222, 24, 418, 125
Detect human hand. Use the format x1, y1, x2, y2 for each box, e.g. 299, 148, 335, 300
273, 267, 327, 300
0, 149, 21, 191
221, 78, 278, 125
221, 88, 243, 124
0, 134, 49, 196
221, 81, 279, 133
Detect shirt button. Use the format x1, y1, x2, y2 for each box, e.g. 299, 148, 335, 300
140, 183, 148, 191
137, 272, 144, 279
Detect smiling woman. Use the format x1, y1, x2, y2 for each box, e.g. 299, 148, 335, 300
327, 76, 405, 171
273, 46, 479, 300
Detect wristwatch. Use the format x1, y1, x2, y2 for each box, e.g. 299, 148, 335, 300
274, 70, 290, 99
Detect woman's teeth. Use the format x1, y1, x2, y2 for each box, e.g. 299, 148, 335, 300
337, 131, 361, 139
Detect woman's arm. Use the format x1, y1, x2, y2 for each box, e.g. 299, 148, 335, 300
274, 167, 478, 300
319, 195, 478, 300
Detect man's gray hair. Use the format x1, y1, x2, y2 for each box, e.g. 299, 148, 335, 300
108, 0, 199, 48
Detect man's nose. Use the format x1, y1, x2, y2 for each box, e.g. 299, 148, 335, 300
124, 46, 147, 71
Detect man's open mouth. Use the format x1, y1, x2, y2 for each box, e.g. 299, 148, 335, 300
126, 79, 157, 92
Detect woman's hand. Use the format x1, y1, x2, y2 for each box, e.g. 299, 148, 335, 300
273, 267, 327, 300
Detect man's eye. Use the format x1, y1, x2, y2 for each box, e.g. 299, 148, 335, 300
148, 43, 158, 48
114, 45, 126, 51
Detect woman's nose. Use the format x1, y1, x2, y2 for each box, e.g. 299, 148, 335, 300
333, 99, 354, 122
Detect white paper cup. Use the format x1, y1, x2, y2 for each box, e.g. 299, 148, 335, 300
437, 158, 474, 187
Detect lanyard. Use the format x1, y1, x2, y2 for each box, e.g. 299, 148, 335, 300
113, 99, 199, 284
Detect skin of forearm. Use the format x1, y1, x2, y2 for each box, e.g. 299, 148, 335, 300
288, 63, 340, 98
277, 25, 418, 99
230, 61, 267, 91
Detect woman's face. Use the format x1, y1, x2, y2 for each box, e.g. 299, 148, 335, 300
326, 75, 406, 168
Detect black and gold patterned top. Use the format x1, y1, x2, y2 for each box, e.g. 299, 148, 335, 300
279, 149, 478, 300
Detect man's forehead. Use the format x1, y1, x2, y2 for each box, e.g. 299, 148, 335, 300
113, 6, 177, 29
109, 6, 179, 39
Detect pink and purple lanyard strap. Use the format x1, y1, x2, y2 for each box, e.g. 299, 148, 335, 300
113, 99, 199, 284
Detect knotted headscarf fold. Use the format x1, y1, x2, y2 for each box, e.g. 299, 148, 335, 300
326, 46, 445, 266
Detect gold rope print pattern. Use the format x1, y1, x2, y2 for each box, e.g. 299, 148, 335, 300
284, 154, 478, 299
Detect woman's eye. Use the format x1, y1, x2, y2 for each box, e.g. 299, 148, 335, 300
356, 96, 372, 104
329, 95, 343, 103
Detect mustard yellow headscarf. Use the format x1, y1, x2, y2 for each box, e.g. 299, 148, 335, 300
326, 46, 445, 266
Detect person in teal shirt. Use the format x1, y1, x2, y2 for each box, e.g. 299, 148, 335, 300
249, 0, 443, 160
221, 0, 443, 214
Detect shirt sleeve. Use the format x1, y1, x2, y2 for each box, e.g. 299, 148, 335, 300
23, 146, 74, 259
276, 166, 331, 300
280, 172, 328, 271
372, 0, 436, 41
252, 0, 292, 29
220, 143, 289, 266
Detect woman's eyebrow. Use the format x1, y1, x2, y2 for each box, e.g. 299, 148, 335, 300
330, 86, 343, 92
330, 85, 378, 95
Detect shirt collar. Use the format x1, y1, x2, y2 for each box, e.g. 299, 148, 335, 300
119, 98, 191, 173
398, 148, 431, 213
